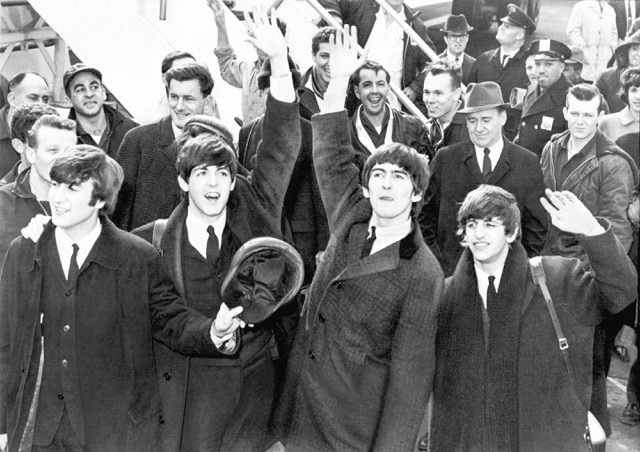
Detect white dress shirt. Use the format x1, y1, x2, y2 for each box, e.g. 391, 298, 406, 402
475, 263, 505, 309
474, 138, 504, 173
185, 206, 226, 259
55, 221, 102, 279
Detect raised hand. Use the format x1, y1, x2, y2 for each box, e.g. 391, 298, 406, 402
243, 6, 286, 62
327, 24, 368, 83
540, 189, 605, 236
205, 0, 226, 26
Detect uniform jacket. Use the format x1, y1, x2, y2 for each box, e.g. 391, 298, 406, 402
237, 113, 329, 280
567, 0, 619, 81
113, 116, 182, 231
68, 104, 138, 159
132, 95, 301, 450
0, 169, 50, 267
514, 74, 572, 157
419, 138, 549, 276
431, 224, 637, 452
468, 46, 530, 140
318, 0, 436, 93
0, 105, 18, 178
348, 106, 428, 168
0, 218, 223, 452
541, 129, 638, 260
276, 110, 443, 452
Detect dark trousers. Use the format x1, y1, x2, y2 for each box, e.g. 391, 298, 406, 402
31, 408, 85, 452
180, 347, 277, 452
628, 331, 640, 404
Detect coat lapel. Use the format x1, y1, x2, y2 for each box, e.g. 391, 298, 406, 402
461, 142, 486, 184
158, 116, 178, 165
486, 139, 514, 184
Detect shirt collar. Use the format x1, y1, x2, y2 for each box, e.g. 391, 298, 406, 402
474, 261, 505, 308
185, 205, 227, 258
620, 106, 639, 126
171, 121, 182, 140
55, 218, 102, 271
474, 137, 504, 156
367, 216, 412, 254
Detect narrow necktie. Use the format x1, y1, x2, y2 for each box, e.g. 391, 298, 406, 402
487, 275, 498, 310
361, 226, 376, 259
502, 54, 509, 67
483, 148, 492, 180
206, 225, 220, 263
68, 244, 80, 283
430, 121, 443, 148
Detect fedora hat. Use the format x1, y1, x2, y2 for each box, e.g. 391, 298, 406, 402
458, 82, 509, 113
441, 14, 473, 33
220, 237, 304, 325
500, 3, 536, 34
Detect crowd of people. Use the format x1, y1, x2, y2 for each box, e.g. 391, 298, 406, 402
0, 0, 638, 451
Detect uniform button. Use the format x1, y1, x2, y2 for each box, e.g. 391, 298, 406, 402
308, 350, 315, 360
58, 394, 64, 400
318, 313, 326, 323
522, 121, 526, 126
21, 365, 24, 373
159, 416, 165, 424
534, 125, 538, 129
65, 290, 72, 296
163, 372, 171, 380
333, 281, 341, 289
63, 325, 70, 332
61, 359, 68, 367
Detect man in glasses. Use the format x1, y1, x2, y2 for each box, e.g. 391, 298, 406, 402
439, 14, 475, 85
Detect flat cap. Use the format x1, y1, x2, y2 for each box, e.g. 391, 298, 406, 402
63, 63, 102, 93
183, 115, 234, 149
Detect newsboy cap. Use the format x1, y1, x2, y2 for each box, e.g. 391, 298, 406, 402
458, 82, 509, 113
566, 47, 586, 66
500, 3, 536, 33
183, 115, 234, 149
63, 63, 102, 94
441, 14, 473, 33
220, 237, 304, 325
530, 39, 572, 61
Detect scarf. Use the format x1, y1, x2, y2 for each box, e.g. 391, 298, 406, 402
354, 105, 394, 154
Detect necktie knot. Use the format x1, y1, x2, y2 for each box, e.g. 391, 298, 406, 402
206, 226, 220, 263
488, 275, 495, 286
361, 226, 377, 259
430, 121, 443, 149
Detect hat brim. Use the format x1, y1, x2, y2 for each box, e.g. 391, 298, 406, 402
500, 16, 525, 29
458, 102, 510, 114
64, 68, 102, 91
441, 25, 474, 33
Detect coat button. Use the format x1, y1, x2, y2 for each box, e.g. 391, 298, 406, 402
308, 350, 315, 360
163, 372, 171, 380
159, 415, 165, 424
63, 325, 70, 332
61, 359, 68, 367
318, 313, 326, 323
58, 394, 64, 400
21, 365, 24, 373
333, 281, 341, 289
65, 290, 72, 297
522, 121, 525, 126
534, 125, 538, 129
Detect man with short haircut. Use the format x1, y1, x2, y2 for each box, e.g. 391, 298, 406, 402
0, 145, 246, 452
422, 61, 469, 158
276, 26, 443, 452
348, 60, 427, 168
0, 114, 77, 266
565, 47, 587, 84
419, 81, 548, 276
438, 14, 475, 85
319, 0, 435, 110
515, 39, 573, 157
63, 64, 138, 159
114, 63, 216, 231
0, 72, 50, 177
1, 103, 58, 186
132, 14, 302, 450
299, 26, 336, 120
469, 4, 536, 140
430, 184, 637, 451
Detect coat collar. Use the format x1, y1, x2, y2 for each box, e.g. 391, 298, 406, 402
10, 168, 36, 199
521, 74, 572, 118
460, 138, 517, 184
157, 115, 179, 163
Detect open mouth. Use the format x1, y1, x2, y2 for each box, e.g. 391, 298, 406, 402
54, 205, 69, 215
204, 192, 220, 202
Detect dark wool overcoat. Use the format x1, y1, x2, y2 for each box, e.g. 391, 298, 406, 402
431, 223, 637, 452
276, 110, 444, 452
0, 218, 222, 452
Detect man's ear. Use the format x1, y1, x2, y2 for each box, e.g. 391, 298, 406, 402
26, 145, 37, 165
362, 186, 370, 198
411, 191, 423, 203
11, 139, 27, 155
178, 175, 189, 193
354, 85, 361, 100
506, 225, 519, 244
93, 199, 105, 211
7, 91, 16, 109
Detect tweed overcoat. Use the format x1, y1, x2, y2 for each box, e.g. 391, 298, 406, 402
514, 74, 572, 157
276, 110, 444, 451
0, 218, 223, 452
113, 116, 182, 231
419, 138, 549, 276
468, 46, 530, 140
431, 224, 637, 452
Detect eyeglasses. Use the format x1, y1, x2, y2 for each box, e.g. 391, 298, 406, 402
446, 34, 469, 41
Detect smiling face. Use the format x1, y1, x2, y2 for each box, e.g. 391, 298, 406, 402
178, 164, 236, 223
354, 69, 390, 118
168, 79, 208, 129
27, 126, 78, 186
423, 72, 461, 120
312, 42, 332, 86
68, 72, 106, 118
464, 217, 517, 269
628, 85, 640, 114
50, 178, 104, 241
362, 162, 422, 227
466, 108, 506, 149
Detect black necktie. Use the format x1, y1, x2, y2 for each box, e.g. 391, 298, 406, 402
430, 121, 443, 148
502, 54, 509, 67
206, 226, 219, 263
68, 244, 79, 283
487, 275, 497, 309
361, 226, 376, 259
483, 148, 492, 180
